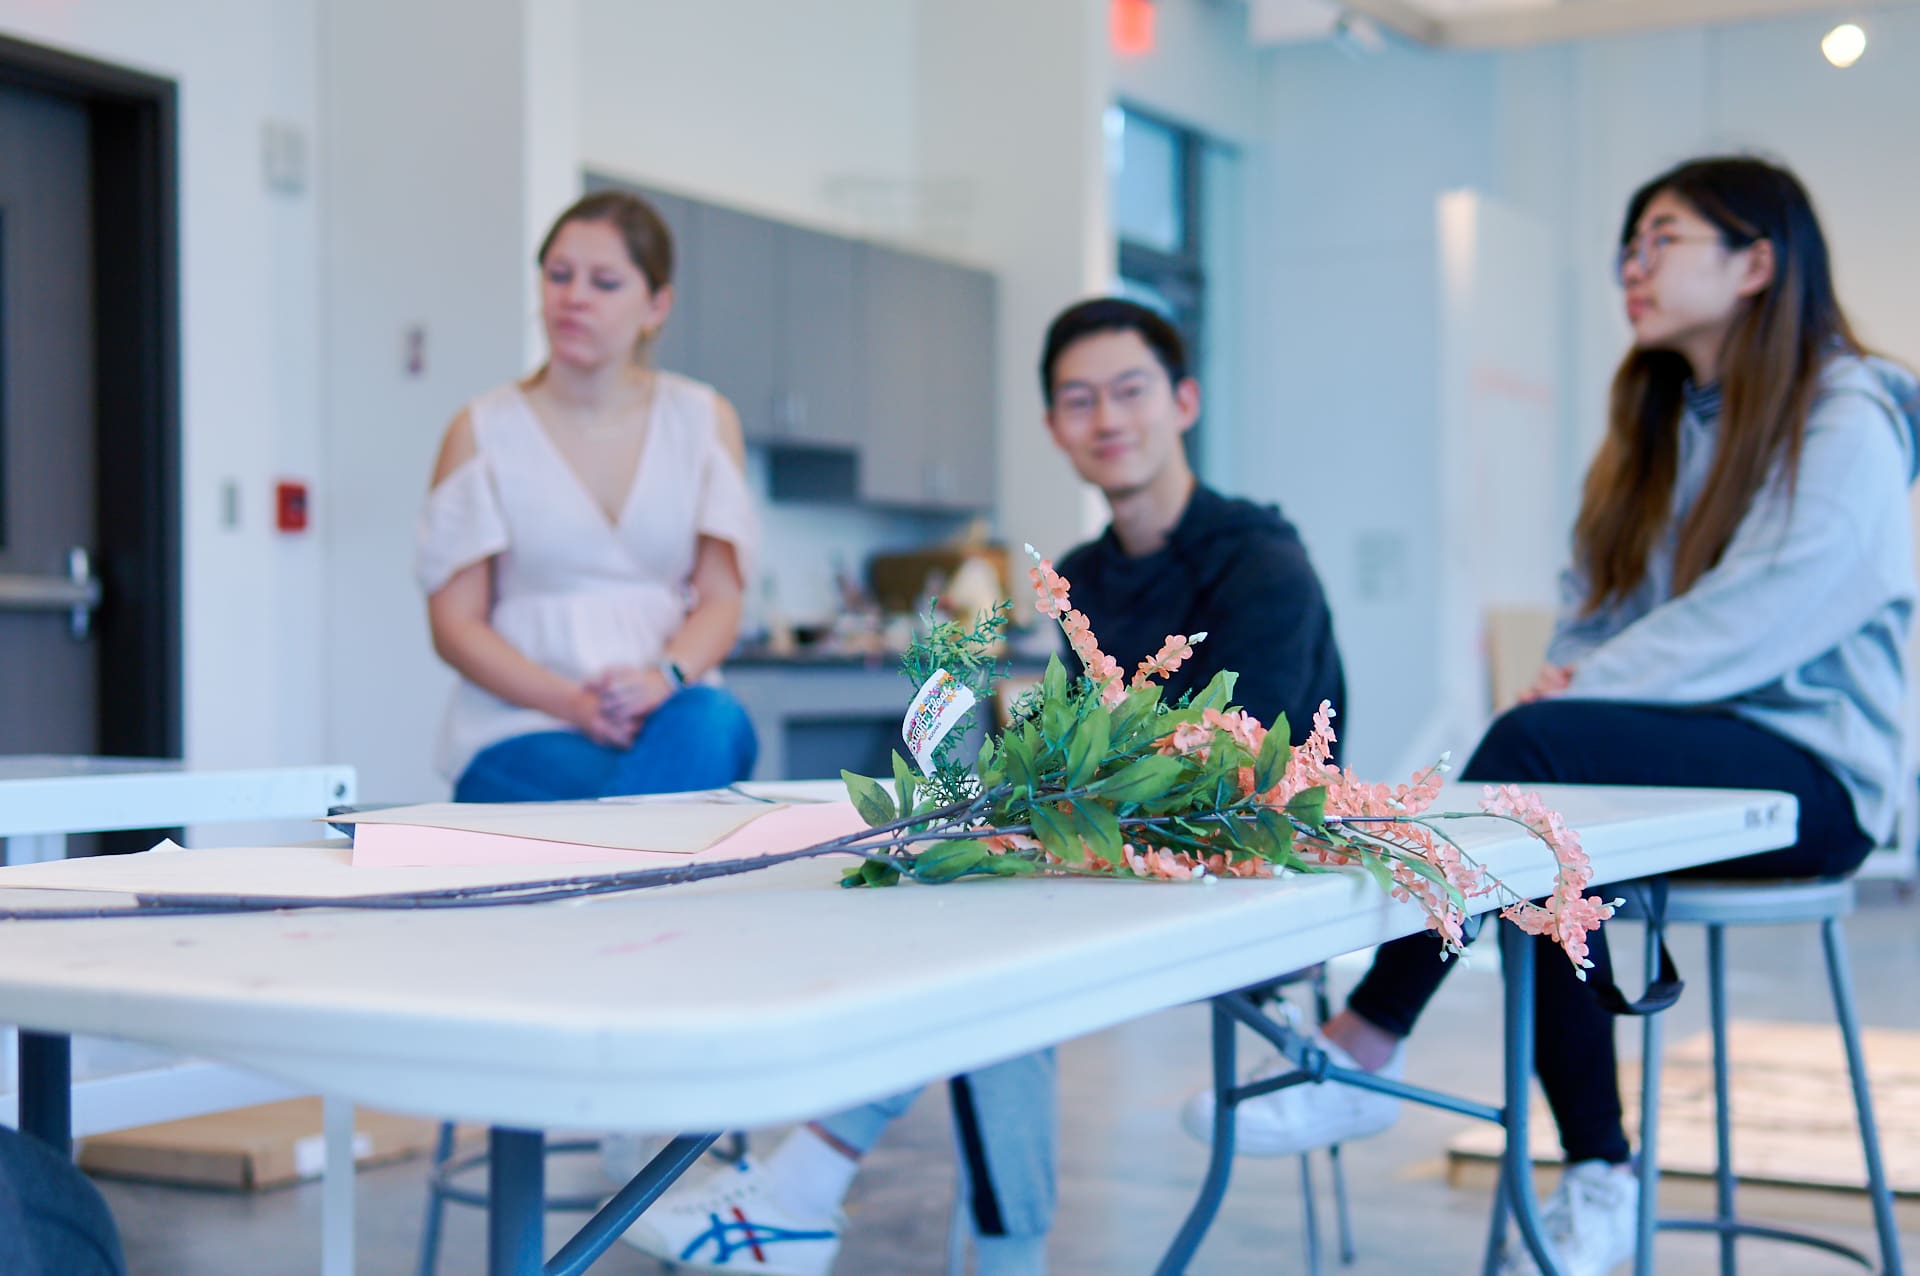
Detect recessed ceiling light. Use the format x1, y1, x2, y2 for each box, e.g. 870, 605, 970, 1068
1822, 22, 1867, 68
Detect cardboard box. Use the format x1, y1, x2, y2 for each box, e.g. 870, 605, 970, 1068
78, 1098, 438, 1191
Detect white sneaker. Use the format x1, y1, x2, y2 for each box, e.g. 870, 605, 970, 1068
616, 1156, 842, 1275
1180, 1027, 1405, 1157
1496, 1159, 1639, 1276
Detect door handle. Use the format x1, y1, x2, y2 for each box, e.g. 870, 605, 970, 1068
0, 547, 102, 640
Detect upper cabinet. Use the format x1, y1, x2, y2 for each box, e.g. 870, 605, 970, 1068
583, 173, 997, 513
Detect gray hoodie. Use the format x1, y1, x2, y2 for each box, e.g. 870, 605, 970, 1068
1548, 353, 1920, 844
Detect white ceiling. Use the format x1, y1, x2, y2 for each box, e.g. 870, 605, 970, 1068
1245, 0, 1914, 48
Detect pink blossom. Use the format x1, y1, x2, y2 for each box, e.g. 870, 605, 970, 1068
1154, 720, 1215, 759
1134, 633, 1196, 687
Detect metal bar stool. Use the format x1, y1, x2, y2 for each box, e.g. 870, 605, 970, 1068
416, 1124, 749, 1276
1619, 877, 1905, 1276
939, 966, 1357, 1276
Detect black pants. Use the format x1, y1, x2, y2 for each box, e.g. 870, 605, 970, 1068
1346, 700, 1872, 1164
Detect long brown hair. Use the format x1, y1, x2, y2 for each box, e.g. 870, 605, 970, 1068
1574, 157, 1862, 612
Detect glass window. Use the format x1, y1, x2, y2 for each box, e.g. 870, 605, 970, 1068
1110, 110, 1184, 255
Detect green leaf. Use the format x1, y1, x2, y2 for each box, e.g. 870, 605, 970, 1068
890, 751, 918, 817
912, 839, 990, 882
1042, 686, 1074, 746
1002, 731, 1039, 798
1354, 848, 1394, 894
1107, 683, 1163, 747
1253, 720, 1291, 794
1254, 808, 1297, 861
1286, 785, 1328, 829
1188, 669, 1239, 714
986, 855, 1040, 876
1088, 754, 1185, 804
1064, 709, 1110, 790
1042, 652, 1069, 705
1028, 801, 1083, 863
858, 858, 901, 888
1068, 798, 1124, 864
842, 770, 899, 828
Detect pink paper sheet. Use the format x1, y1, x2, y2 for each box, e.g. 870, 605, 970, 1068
350, 801, 869, 869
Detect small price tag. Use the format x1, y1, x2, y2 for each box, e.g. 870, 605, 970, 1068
903, 668, 977, 776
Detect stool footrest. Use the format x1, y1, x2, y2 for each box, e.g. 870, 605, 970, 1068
1656, 1216, 1878, 1270
429, 1137, 609, 1213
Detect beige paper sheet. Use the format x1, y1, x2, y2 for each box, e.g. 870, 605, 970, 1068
325, 799, 770, 852
0, 842, 654, 900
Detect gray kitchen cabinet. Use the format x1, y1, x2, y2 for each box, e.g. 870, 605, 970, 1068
857, 242, 935, 505
858, 245, 998, 511
772, 224, 864, 449
923, 260, 997, 509
578, 173, 998, 512
685, 202, 781, 441
638, 187, 698, 376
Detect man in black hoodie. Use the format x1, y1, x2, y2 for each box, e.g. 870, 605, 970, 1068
1044, 297, 1345, 744
619, 299, 1347, 1276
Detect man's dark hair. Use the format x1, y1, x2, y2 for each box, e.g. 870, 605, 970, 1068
1039, 297, 1189, 406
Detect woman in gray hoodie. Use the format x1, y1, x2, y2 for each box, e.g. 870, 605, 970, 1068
1191, 156, 1919, 1276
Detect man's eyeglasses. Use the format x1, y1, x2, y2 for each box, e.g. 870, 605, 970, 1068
1614, 231, 1730, 284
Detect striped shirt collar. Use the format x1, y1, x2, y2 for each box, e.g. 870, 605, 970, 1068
1683, 380, 1723, 423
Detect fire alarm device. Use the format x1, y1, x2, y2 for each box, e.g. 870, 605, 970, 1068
276, 481, 310, 533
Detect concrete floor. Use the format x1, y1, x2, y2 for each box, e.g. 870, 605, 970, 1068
98, 884, 1919, 1274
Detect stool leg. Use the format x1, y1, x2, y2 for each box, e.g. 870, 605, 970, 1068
1481, 1160, 1512, 1276
1706, 924, 1735, 1276
417, 1120, 457, 1276
947, 1172, 970, 1276
1821, 918, 1906, 1276
1634, 919, 1665, 1276
1328, 1142, 1357, 1265
1297, 1151, 1322, 1276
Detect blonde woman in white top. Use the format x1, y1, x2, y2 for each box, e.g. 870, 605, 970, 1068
418, 191, 759, 801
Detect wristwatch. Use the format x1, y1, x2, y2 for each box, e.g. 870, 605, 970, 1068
657, 659, 686, 691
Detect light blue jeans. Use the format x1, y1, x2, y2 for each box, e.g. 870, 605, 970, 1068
454, 685, 758, 801
820, 1050, 1055, 1276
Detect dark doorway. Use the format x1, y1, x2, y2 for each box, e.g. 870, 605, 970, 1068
0, 35, 179, 780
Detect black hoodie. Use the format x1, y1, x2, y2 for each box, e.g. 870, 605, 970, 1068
1054, 484, 1346, 751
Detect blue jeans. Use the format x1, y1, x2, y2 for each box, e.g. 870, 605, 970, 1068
1349, 700, 1873, 1165
454, 685, 759, 801
0, 1127, 126, 1276
820, 1050, 1055, 1276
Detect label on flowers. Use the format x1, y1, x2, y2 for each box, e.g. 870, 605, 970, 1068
903, 668, 976, 776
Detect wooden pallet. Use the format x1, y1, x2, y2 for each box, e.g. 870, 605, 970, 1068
1447, 1020, 1920, 1229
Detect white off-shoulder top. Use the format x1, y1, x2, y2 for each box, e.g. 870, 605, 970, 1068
416, 373, 757, 780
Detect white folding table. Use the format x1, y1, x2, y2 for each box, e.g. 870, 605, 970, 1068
0, 755, 359, 1271
0, 782, 1794, 1275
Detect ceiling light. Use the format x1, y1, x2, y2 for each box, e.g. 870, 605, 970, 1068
1822, 23, 1866, 68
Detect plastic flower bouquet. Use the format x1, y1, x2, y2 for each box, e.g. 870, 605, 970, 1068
840, 547, 1614, 974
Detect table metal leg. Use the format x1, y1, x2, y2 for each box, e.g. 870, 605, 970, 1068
487, 1127, 546, 1276
1635, 917, 1666, 1276
18, 1031, 72, 1157
546, 1132, 720, 1276
321, 1096, 356, 1276
1498, 924, 1564, 1276
1154, 998, 1239, 1275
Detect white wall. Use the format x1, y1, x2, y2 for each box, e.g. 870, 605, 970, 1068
914, 0, 1113, 561
1110, 0, 1267, 142
577, 0, 921, 238
0, 1, 328, 776
319, 0, 579, 802
1241, 39, 1498, 775
1246, 9, 1920, 775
